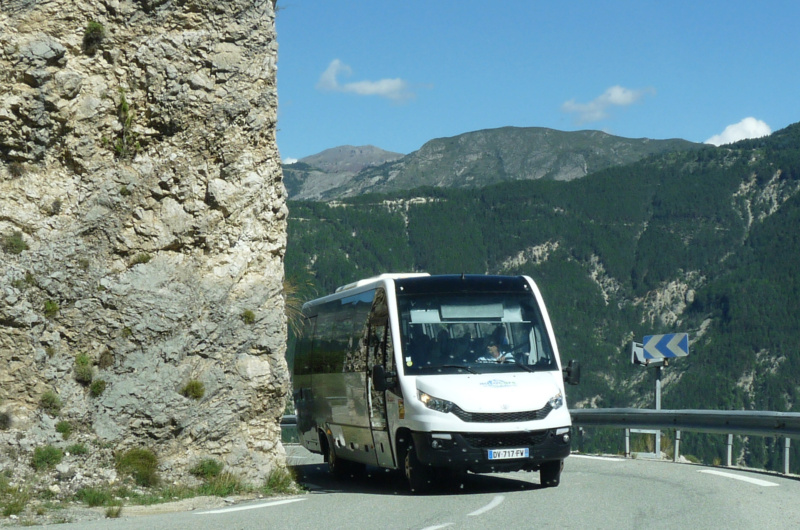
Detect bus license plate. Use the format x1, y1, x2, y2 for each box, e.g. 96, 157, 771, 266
488, 448, 529, 460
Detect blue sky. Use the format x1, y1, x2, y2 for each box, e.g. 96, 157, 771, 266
276, 1, 800, 162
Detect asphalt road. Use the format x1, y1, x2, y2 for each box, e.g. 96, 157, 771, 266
37, 448, 800, 529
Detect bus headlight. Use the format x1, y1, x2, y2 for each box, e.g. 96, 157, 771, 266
418, 390, 454, 414
548, 391, 564, 410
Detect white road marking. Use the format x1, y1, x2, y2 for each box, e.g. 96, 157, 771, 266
468, 495, 505, 516
699, 469, 779, 487
197, 497, 306, 514
570, 454, 625, 462
421, 524, 454, 530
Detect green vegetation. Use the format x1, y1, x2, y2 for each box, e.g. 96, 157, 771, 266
180, 380, 205, 400
7, 161, 25, 178
0, 412, 10, 430
67, 443, 88, 455
31, 446, 63, 471
119, 185, 132, 197
1, 476, 30, 517
74, 353, 93, 385
189, 458, 224, 480
1, 230, 28, 254
285, 121, 800, 471
261, 467, 297, 496
196, 472, 245, 497
113, 89, 141, 159
131, 252, 151, 265
106, 501, 123, 518
99, 349, 115, 368
55, 420, 72, 440
240, 309, 256, 325
76, 487, 111, 507
43, 300, 59, 319
39, 391, 62, 417
82, 20, 105, 55
116, 448, 159, 487
90, 379, 107, 397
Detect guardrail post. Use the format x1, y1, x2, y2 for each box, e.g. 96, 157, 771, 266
785, 438, 791, 475
726, 434, 733, 467
625, 428, 630, 458
674, 430, 681, 462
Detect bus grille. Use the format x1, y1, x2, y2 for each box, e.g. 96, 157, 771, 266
462, 431, 549, 448
450, 403, 552, 423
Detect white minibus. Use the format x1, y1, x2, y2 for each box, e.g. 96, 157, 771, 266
289, 273, 580, 492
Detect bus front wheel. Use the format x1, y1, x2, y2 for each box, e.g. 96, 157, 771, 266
404, 443, 433, 493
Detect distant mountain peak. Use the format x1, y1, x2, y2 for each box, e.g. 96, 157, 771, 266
284, 127, 702, 200
296, 145, 404, 174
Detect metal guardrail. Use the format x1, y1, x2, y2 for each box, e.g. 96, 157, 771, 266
570, 408, 800, 475
570, 408, 800, 437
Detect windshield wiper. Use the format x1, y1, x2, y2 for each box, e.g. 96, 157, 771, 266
438, 364, 478, 374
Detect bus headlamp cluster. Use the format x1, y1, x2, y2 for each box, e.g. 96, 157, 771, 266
548, 391, 564, 410
418, 390, 454, 414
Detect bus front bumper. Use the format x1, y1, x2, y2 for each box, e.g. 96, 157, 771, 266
411, 428, 571, 473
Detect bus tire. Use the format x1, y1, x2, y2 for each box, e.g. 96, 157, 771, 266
539, 460, 562, 488
404, 443, 433, 493
326, 436, 347, 478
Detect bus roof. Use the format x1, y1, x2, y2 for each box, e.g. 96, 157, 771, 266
335, 273, 430, 293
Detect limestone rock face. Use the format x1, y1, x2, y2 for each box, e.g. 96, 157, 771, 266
0, 0, 287, 484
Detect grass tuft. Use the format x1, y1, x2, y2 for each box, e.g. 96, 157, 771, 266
39, 390, 62, 416
240, 309, 256, 325
90, 379, 107, 397
1, 231, 28, 255
56, 420, 72, 440
116, 448, 159, 487
189, 458, 224, 480
75, 353, 93, 385
180, 380, 205, 400
32, 445, 63, 471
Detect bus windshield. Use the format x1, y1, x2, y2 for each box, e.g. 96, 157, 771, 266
396, 292, 557, 375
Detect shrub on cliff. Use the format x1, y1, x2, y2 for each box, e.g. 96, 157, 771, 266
32, 446, 63, 471
39, 391, 62, 417
116, 448, 159, 487
74, 353, 93, 385
82, 21, 105, 55
1, 231, 28, 255
181, 380, 205, 400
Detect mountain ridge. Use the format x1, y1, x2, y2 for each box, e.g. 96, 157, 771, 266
284, 126, 703, 200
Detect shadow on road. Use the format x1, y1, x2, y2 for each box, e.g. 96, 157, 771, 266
290, 461, 545, 497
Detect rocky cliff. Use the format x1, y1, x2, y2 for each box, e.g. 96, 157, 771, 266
0, 0, 287, 488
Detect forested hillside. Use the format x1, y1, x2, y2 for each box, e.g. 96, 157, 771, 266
285, 122, 800, 471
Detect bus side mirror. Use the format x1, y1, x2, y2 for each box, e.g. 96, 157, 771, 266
371, 365, 396, 392
563, 359, 581, 386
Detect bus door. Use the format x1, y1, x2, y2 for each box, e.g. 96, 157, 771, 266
366, 289, 396, 468
294, 316, 320, 452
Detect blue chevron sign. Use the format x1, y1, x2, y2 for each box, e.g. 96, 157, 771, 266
643, 333, 689, 360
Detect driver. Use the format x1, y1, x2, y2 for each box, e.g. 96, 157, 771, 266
476, 339, 514, 363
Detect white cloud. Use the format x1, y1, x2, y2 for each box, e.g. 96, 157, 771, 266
562, 85, 653, 124
704, 117, 772, 146
283, 157, 298, 165
316, 59, 413, 101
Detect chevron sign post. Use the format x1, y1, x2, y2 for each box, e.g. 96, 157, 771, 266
628, 332, 689, 459
643, 333, 689, 361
